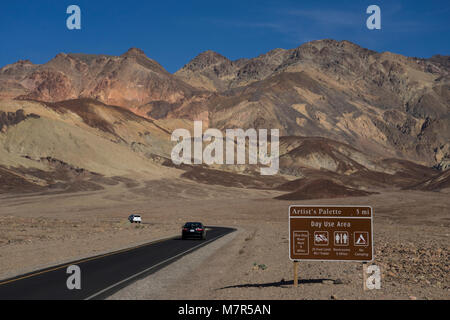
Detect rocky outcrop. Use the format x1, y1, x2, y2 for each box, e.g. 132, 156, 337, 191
0, 109, 39, 132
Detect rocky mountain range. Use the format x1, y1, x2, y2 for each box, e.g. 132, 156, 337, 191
0, 39, 448, 196
175, 40, 449, 168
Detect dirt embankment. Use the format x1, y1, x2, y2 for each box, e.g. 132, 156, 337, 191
406, 170, 450, 192
275, 179, 376, 200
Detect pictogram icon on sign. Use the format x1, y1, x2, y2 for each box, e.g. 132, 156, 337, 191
314, 231, 329, 246
334, 231, 349, 246
354, 231, 369, 246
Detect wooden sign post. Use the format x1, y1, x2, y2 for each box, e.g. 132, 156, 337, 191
293, 261, 299, 287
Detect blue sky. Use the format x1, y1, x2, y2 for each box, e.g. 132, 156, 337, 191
0, 0, 448, 73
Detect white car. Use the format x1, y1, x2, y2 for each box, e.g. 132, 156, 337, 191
128, 214, 142, 223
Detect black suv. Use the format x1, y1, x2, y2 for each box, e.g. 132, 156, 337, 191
182, 222, 206, 240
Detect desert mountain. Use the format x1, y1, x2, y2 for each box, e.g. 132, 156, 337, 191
0, 48, 209, 119
0, 98, 442, 196
174, 40, 449, 168
0, 99, 179, 193
0, 40, 448, 197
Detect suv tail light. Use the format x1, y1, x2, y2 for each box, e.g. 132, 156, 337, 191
196, 228, 203, 231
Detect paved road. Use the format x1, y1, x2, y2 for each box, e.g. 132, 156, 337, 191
0, 226, 235, 300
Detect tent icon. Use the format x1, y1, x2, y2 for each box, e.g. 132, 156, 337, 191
354, 232, 369, 246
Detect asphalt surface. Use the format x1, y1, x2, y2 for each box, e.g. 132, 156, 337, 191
0, 226, 235, 300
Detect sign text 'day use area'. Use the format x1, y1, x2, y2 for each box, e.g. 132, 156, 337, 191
289, 206, 373, 262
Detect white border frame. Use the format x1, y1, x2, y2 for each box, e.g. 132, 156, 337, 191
288, 205, 374, 262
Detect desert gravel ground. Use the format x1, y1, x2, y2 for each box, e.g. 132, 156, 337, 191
0, 178, 448, 300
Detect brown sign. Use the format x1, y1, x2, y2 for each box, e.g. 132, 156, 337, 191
289, 206, 373, 262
